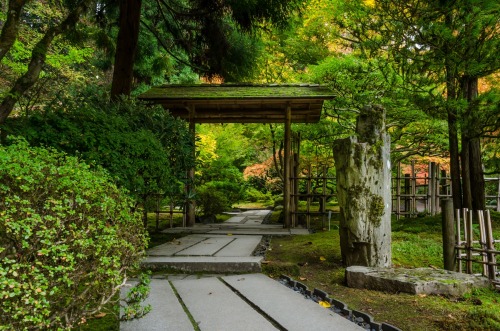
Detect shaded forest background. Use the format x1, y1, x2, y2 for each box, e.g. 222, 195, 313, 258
1, 0, 500, 213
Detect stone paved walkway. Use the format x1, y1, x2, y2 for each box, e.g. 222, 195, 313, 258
121, 210, 364, 331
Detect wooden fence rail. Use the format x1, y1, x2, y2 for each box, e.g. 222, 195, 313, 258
392, 161, 500, 219
454, 209, 499, 289
144, 161, 500, 229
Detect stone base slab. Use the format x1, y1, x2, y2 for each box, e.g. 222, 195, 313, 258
346, 266, 490, 296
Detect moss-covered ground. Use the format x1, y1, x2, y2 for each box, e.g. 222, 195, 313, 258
263, 212, 500, 331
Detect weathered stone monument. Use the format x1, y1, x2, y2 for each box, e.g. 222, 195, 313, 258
333, 105, 392, 268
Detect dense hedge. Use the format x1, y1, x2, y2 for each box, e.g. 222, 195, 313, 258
2, 95, 194, 203
0, 138, 148, 330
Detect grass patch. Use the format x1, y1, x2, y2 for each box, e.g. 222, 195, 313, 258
264, 213, 500, 331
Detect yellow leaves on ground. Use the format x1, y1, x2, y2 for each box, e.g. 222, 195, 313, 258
319, 301, 331, 308
319, 256, 326, 261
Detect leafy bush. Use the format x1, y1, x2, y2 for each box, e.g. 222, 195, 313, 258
245, 187, 267, 202
2, 94, 194, 204
0, 138, 148, 330
196, 184, 231, 217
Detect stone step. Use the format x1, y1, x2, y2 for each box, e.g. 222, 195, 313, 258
142, 256, 263, 273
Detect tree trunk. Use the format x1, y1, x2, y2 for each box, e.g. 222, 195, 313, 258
333, 105, 392, 268
448, 110, 462, 209
0, 0, 30, 61
110, 0, 142, 99
461, 135, 472, 209
443, 9, 463, 210
461, 76, 485, 210
0, 0, 91, 123
470, 137, 485, 210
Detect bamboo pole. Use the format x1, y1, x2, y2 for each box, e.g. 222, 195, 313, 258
484, 210, 497, 280
477, 210, 488, 276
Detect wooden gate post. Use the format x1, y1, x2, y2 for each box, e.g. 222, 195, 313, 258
283, 104, 291, 228
441, 199, 456, 271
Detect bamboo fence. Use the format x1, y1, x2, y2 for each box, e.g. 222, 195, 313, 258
455, 209, 499, 289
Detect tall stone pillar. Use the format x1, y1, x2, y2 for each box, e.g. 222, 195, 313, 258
333, 105, 392, 268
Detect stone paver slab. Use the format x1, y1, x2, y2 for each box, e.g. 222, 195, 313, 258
147, 235, 206, 256
222, 274, 364, 331
214, 235, 262, 257
172, 277, 278, 331
120, 279, 193, 331
225, 216, 247, 223
178, 236, 234, 256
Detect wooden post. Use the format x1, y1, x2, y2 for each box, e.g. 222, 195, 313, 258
404, 174, 411, 218
428, 162, 433, 214
411, 161, 416, 216
169, 201, 174, 229
456, 209, 462, 273
442, 199, 456, 271
440, 169, 447, 199
396, 163, 401, 220
186, 109, 196, 227
293, 151, 300, 227
465, 209, 473, 274
497, 177, 500, 212
322, 165, 327, 228
283, 104, 291, 228
306, 164, 312, 229
155, 194, 160, 231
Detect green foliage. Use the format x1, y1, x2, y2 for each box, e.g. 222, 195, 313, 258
0, 138, 147, 330
196, 184, 231, 217
121, 272, 152, 321
245, 187, 269, 203
2, 91, 194, 203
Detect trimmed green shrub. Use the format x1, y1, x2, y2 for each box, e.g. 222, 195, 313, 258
0, 138, 148, 330
196, 184, 231, 217
2, 96, 194, 204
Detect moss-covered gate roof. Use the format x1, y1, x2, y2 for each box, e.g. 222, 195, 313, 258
139, 84, 335, 123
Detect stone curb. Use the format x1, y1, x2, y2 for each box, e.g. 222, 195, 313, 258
279, 275, 402, 331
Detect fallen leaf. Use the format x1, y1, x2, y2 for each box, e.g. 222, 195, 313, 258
299, 277, 307, 281
418, 294, 427, 298
261, 260, 270, 264
227, 233, 233, 236
319, 256, 326, 261
319, 301, 331, 308
94, 313, 106, 318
